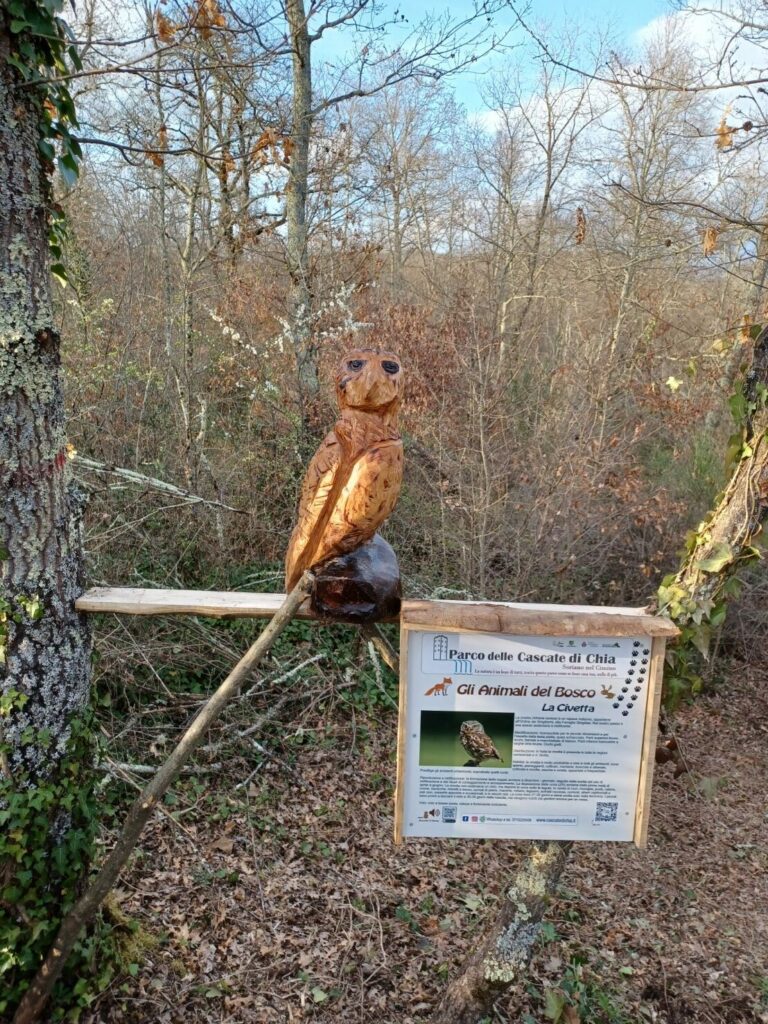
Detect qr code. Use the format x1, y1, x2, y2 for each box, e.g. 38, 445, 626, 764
442, 806, 457, 823
595, 801, 618, 822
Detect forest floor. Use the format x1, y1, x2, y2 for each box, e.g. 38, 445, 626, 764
82, 637, 768, 1024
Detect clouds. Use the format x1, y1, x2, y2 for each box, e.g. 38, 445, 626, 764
633, 8, 719, 52
633, 4, 768, 88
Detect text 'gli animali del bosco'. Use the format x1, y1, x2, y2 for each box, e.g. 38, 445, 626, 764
453, 682, 600, 705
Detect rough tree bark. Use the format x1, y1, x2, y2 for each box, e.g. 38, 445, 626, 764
703, 218, 768, 436
672, 324, 768, 611
0, 18, 91, 781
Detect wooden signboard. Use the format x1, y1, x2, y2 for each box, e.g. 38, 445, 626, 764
395, 600, 677, 848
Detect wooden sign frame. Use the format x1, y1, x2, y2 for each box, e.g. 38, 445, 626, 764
395, 599, 677, 848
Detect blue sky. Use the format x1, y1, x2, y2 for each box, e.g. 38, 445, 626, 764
314, 0, 675, 114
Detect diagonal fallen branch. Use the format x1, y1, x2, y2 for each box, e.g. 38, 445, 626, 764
429, 840, 573, 1024
13, 572, 313, 1024
74, 455, 245, 513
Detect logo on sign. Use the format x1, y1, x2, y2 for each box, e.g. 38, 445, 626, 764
433, 635, 449, 660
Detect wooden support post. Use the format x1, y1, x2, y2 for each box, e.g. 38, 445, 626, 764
361, 624, 400, 674
13, 573, 314, 1024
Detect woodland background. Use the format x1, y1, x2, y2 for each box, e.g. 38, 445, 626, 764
17, 0, 768, 1020
62, 0, 768, 623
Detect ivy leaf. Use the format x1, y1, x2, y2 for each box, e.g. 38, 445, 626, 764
695, 542, 734, 573
57, 153, 78, 187
729, 391, 748, 423
67, 44, 83, 70
690, 624, 711, 659
50, 263, 68, 287
709, 603, 727, 628
6, 54, 31, 77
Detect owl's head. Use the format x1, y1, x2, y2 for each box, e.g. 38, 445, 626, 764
335, 349, 403, 416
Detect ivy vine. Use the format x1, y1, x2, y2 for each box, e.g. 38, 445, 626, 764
6, 0, 83, 282
658, 328, 767, 708
0, 705, 118, 1019
2, 6, 115, 1017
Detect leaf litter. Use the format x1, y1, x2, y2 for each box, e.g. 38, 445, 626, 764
83, 656, 768, 1024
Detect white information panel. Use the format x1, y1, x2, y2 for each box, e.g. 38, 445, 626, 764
396, 618, 667, 845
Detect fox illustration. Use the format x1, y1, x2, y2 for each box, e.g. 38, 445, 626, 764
425, 677, 453, 697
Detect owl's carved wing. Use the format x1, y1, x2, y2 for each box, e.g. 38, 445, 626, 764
325, 439, 403, 557
285, 434, 342, 589
285, 437, 403, 589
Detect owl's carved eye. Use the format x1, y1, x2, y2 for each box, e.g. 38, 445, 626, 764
382, 360, 400, 375
348, 359, 365, 371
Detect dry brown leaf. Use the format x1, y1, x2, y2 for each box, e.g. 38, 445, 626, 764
715, 116, 734, 150
702, 225, 720, 256
740, 313, 753, 343
155, 11, 176, 42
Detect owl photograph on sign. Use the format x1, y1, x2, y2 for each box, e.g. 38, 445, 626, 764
418, 710, 515, 768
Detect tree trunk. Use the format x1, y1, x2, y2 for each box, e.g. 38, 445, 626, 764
703, 218, 768, 436
285, 0, 319, 425
0, 21, 90, 781
430, 841, 572, 1024
1, 17, 92, 1014
668, 325, 768, 620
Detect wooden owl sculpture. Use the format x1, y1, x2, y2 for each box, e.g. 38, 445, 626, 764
285, 349, 404, 622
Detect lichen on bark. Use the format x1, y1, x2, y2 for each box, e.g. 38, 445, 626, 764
0, 19, 91, 782
430, 840, 572, 1024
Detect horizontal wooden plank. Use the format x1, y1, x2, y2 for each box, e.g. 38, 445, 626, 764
401, 599, 679, 638
76, 588, 679, 638
76, 587, 320, 620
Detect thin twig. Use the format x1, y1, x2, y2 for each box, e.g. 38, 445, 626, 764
74, 455, 245, 513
